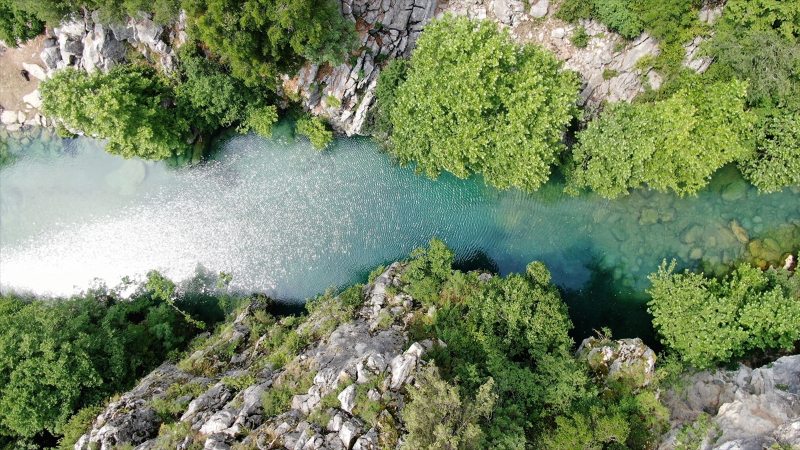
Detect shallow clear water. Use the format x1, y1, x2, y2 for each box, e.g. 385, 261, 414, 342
2, 123, 799, 344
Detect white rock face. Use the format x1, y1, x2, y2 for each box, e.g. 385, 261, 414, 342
660, 355, 800, 450
1, 110, 18, 125
22, 90, 42, 109
338, 384, 357, 414
530, 0, 549, 18
21, 63, 48, 80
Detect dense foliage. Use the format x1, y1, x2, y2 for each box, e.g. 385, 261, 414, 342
402, 240, 669, 448
0, 0, 44, 45
648, 260, 800, 369
565, 80, 755, 198
183, 0, 355, 87
295, 114, 333, 150
0, 274, 208, 442
738, 113, 800, 193
386, 15, 579, 192
0, 0, 182, 26
40, 65, 189, 160
175, 45, 278, 136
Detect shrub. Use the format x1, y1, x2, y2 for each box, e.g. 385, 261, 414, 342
57, 405, 104, 450
739, 113, 800, 193
175, 46, 278, 136
647, 261, 800, 369
0, 280, 202, 439
40, 65, 189, 160
566, 80, 755, 198
388, 15, 579, 192
296, 115, 333, 150
571, 25, 590, 48
402, 367, 496, 450
184, 0, 356, 86
0, 0, 44, 45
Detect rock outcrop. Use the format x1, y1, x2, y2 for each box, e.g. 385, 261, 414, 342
73, 263, 442, 450
659, 355, 800, 449
282, 0, 440, 136
42, 10, 185, 75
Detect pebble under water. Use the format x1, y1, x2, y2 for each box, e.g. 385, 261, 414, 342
2, 122, 799, 346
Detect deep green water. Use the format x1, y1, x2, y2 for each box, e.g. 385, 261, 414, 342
2, 123, 799, 345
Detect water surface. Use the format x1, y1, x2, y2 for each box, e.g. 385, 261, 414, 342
2, 124, 799, 344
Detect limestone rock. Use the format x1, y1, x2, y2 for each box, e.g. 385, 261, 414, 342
21, 63, 48, 81
1, 110, 18, 125
577, 337, 656, 389
730, 220, 750, 244
22, 90, 43, 109
661, 355, 800, 450
530, 0, 548, 18
338, 384, 357, 414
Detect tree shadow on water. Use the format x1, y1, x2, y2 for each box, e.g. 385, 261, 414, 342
560, 257, 662, 352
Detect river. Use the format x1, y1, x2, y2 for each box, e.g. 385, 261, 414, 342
2, 122, 799, 344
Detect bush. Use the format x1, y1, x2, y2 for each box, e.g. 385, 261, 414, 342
295, 115, 333, 150
184, 0, 355, 87
739, 113, 800, 193
40, 65, 189, 160
368, 58, 409, 148
647, 261, 800, 369
0, 0, 44, 45
402, 367, 496, 450
175, 46, 277, 135
571, 25, 590, 48
0, 279, 203, 440
566, 80, 755, 198
388, 15, 579, 192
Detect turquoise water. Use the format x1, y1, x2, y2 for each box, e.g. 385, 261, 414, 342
2, 123, 799, 343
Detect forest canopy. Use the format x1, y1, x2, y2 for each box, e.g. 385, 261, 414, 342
385, 15, 580, 192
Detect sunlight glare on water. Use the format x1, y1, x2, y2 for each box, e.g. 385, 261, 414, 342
2, 123, 799, 342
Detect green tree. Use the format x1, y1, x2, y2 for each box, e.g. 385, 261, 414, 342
174, 45, 278, 136
403, 367, 497, 450
184, 0, 356, 87
739, 113, 800, 192
388, 15, 579, 192
647, 260, 800, 369
0, 0, 44, 45
40, 65, 189, 160
705, 29, 800, 111
0, 281, 201, 439
566, 80, 755, 198
296, 114, 333, 149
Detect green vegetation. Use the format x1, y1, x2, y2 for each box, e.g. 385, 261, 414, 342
739, 113, 800, 193
402, 367, 496, 450
648, 260, 800, 369
183, 0, 356, 87
40, 65, 189, 160
367, 58, 409, 149
0, 275, 208, 443
398, 240, 669, 448
295, 114, 334, 150
0, 0, 182, 26
565, 80, 755, 198
0, 0, 44, 45
175, 45, 278, 136
384, 15, 579, 192
571, 25, 590, 48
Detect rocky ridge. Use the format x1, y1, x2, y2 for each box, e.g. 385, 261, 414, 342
660, 355, 800, 450
2, 0, 722, 136
73, 263, 447, 450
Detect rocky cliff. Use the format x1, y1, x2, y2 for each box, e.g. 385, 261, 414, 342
1, 0, 720, 136
73, 263, 446, 450
69, 262, 800, 450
